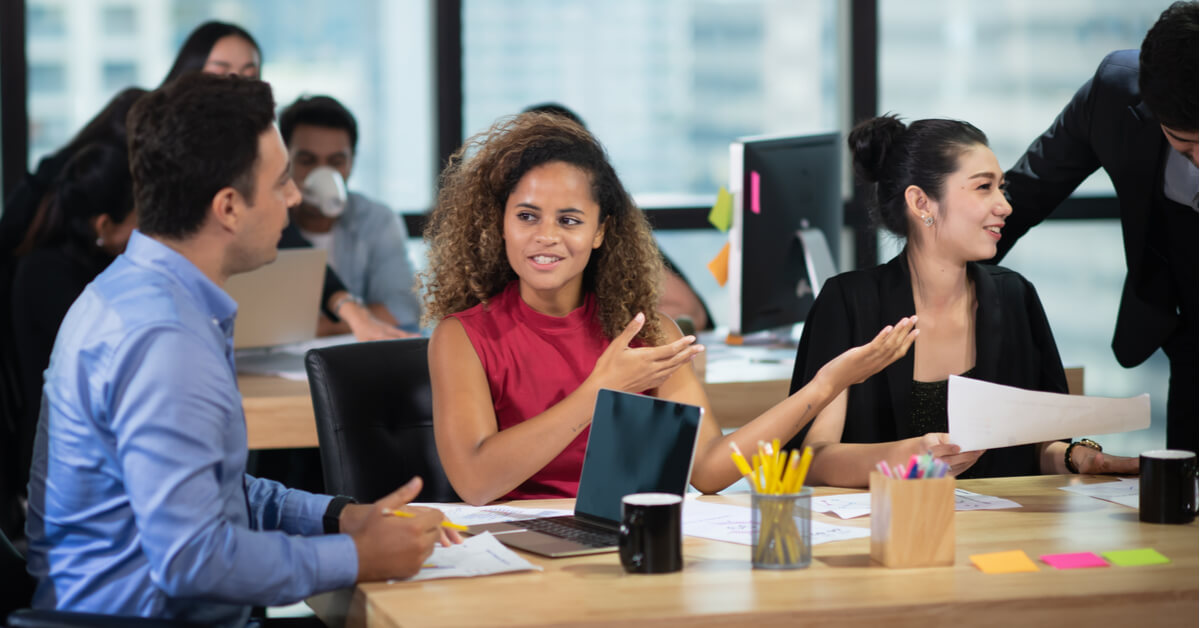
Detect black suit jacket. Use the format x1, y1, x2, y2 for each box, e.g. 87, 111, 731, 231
786, 255, 1068, 479
994, 50, 1192, 368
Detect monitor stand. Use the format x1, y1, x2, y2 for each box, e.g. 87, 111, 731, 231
724, 324, 800, 347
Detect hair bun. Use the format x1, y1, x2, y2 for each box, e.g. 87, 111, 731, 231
847, 114, 906, 184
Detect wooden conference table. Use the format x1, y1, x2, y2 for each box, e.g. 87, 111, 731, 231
307, 474, 1196, 628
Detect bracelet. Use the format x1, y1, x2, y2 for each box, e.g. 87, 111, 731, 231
1064, 438, 1102, 474
331, 293, 363, 314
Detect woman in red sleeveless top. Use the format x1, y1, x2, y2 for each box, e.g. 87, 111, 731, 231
418, 113, 919, 505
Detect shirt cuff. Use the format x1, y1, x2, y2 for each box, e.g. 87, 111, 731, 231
309, 533, 360, 592
283, 492, 335, 537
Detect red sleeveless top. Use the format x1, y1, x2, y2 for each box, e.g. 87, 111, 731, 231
448, 281, 610, 499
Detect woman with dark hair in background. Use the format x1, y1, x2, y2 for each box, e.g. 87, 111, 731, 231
786, 114, 1138, 487
0, 88, 146, 542
10, 143, 138, 496
161, 20, 261, 83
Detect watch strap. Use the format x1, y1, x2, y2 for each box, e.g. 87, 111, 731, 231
323, 495, 358, 534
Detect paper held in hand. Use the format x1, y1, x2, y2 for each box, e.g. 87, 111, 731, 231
947, 376, 1150, 451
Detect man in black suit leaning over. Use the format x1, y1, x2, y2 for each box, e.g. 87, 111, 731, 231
993, 2, 1197, 453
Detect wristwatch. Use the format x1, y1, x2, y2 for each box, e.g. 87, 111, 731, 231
331, 293, 364, 315
323, 495, 358, 534
1064, 439, 1102, 474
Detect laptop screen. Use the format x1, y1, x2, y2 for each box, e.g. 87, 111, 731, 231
574, 389, 704, 524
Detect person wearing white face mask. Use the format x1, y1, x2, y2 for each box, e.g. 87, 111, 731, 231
279, 96, 422, 334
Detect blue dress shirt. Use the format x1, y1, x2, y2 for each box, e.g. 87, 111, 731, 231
25, 231, 358, 627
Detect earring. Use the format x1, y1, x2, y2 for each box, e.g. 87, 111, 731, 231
96, 237, 105, 247
923, 215, 934, 227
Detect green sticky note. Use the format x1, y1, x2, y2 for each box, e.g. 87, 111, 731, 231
1101, 548, 1170, 567
708, 186, 733, 232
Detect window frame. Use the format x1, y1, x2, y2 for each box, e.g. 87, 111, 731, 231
1, 0, 1121, 265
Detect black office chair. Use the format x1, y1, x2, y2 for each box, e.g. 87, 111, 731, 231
305, 338, 459, 503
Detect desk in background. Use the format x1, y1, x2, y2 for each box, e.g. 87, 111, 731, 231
308, 474, 1196, 628
240, 342, 1084, 449
240, 341, 799, 450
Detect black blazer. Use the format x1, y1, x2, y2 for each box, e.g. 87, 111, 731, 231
994, 50, 1194, 368
786, 255, 1068, 479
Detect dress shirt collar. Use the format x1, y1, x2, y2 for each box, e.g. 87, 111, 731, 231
1163, 147, 1199, 212
123, 230, 238, 332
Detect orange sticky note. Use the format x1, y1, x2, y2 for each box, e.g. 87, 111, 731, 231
970, 550, 1040, 574
708, 186, 733, 232
707, 241, 730, 287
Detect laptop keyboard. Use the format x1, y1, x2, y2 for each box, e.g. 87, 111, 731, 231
520, 516, 618, 548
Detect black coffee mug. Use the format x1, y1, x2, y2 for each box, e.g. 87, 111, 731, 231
619, 493, 682, 574
1139, 449, 1198, 524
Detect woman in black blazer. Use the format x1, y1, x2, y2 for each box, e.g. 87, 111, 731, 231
786, 115, 1137, 487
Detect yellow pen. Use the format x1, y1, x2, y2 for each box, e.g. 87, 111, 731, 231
382, 509, 469, 532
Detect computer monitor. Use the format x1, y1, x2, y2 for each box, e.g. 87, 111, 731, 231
727, 132, 842, 336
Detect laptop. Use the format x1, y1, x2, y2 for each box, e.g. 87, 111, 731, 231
467, 388, 704, 557
223, 248, 327, 350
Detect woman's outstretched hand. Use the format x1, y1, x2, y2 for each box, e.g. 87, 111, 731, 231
588, 312, 704, 393
817, 316, 920, 389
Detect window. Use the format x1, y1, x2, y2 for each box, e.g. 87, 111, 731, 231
102, 61, 138, 91
26, 0, 434, 212
879, 0, 1158, 196
463, 0, 841, 203
102, 5, 137, 36
28, 62, 65, 92
27, 4, 66, 38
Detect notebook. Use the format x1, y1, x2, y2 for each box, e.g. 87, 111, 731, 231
467, 388, 704, 557
223, 248, 327, 350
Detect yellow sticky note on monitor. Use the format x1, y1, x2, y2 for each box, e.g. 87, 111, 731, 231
708, 186, 733, 232
707, 241, 730, 287
970, 550, 1039, 574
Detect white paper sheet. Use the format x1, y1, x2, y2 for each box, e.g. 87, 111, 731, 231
391, 532, 541, 582
811, 489, 1020, 519
682, 500, 870, 546
947, 376, 1150, 451
411, 503, 573, 527
1057, 478, 1140, 509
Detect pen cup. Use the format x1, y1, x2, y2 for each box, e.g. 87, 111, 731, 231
869, 472, 955, 568
751, 487, 813, 569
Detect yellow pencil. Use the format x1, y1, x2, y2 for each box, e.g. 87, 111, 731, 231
382, 509, 469, 531
779, 449, 800, 494
729, 442, 754, 476
790, 446, 813, 493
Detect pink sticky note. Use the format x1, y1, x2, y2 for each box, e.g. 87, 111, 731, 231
750, 170, 761, 214
1040, 552, 1109, 570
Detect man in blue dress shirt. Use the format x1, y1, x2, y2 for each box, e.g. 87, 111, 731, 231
24, 73, 450, 626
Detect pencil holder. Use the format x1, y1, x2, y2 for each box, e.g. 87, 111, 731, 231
751, 487, 813, 569
869, 472, 954, 568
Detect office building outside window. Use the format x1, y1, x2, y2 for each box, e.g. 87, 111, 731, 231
25, 0, 433, 212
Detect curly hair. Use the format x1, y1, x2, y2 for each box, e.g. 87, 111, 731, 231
419, 112, 665, 345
